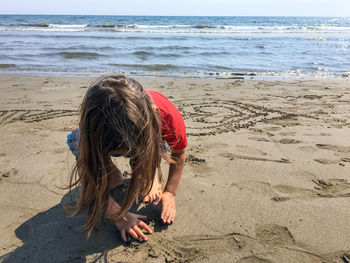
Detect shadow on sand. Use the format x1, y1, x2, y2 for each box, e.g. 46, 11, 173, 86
0, 182, 168, 263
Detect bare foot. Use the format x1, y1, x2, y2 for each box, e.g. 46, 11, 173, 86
143, 174, 163, 204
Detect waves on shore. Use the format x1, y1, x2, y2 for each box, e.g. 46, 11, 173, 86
2, 23, 350, 34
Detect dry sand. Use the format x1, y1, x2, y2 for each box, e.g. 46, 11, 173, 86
0, 75, 350, 263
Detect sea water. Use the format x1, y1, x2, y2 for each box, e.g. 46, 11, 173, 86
0, 15, 349, 78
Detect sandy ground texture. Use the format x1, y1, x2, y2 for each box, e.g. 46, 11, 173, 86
0, 75, 350, 263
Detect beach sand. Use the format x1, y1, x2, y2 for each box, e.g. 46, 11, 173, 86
0, 75, 350, 263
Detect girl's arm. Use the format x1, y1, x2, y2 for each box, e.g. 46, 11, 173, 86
158, 148, 186, 224
165, 148, 186, 195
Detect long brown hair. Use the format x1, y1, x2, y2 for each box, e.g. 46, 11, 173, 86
66, 74, 169, 237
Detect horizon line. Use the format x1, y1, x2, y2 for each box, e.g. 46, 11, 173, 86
1, 13, 349, 18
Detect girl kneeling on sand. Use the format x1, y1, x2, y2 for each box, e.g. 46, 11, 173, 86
66, 74, 187, 242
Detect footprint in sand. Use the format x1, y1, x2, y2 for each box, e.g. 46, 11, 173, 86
0, 168, 18, 181
278, 138, 301, 144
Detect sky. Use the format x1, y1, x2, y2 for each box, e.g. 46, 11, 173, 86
1, 0, 350, 17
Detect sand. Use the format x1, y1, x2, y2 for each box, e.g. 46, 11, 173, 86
0, 74, 350, 263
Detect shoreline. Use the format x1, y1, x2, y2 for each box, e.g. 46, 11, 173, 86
1, 72, 350, 81
1, 75, 350, 262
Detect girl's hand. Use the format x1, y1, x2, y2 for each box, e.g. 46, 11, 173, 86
113, 212, 152, 242
159, 191, 176, 224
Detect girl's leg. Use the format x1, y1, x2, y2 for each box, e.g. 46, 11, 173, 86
107, 157, 124, 190
67, 129, 123, 190
143, 140, 168, 203
143, 173, 163, 203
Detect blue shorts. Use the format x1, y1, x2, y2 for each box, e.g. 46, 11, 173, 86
67, 128, 169, 158
67, 128, 80, 157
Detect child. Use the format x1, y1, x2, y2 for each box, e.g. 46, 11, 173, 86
66, 74, 187, 242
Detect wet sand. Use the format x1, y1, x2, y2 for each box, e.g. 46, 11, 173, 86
0, 75, 350, 263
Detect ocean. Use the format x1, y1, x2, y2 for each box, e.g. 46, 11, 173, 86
0, 15, 349, 78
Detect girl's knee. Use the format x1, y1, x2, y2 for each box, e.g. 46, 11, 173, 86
67, 128, 80, 157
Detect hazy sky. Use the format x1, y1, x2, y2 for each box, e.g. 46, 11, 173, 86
2, 0, 349, 16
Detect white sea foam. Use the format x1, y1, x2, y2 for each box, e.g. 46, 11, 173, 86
135, 24, 192, 29
48, 24, 88, 28
0, 27, 85, 32
113, 28, 350, 34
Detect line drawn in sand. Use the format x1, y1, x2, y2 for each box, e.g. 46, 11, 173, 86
0, 109, 77, 125
174, 99, 294, 136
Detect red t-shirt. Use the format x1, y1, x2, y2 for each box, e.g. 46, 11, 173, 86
145, 90, 187, 150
